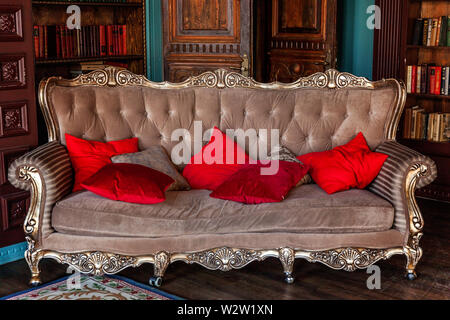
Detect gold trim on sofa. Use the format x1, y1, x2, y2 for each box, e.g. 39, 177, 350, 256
16, 67, 429, 287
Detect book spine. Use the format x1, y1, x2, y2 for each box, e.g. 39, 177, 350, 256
427, 18, 433, 46
118, 25, 123, 56
429, 67, 436, 95
100, 25, 107, 57
406, 65, 412, 93
416, 66, 421, 93
107, 25, 114, 56
412, 19, 424, 45
439, 16, 448, 46
421, 65, 428, 94
33, 26, 40, 59
411, 65, 417, 94
445, 67, 450, 95
39, 26, 44, 59
404, 108, 412, 139
448, 16, 450, 47
423, 19, 429, 46
435, 67, 442, 95
427, 113, 434, 141
441, 67, 446, 95
435, 17, 442, 46
433, 113, 440, 142
122, 25, 127, 55
430, 18, 438, 46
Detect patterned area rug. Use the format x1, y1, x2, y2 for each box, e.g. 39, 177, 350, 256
1, 275, 181, 300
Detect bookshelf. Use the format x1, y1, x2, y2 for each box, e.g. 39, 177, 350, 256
31, 0, 147, 145
31, 0, 146, 78
400, 0, 449, 201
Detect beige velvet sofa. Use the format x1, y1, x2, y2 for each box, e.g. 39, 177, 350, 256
9, 67, 437, 287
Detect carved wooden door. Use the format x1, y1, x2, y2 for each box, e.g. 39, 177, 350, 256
162, 0, 252, 82
0, 1, 37, 247
268, 0, 337, 82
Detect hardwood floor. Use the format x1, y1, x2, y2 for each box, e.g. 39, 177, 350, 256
0, 198, 448, 300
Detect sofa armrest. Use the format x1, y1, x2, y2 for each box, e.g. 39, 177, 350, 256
8, 141, 73, 247
369, 141, 437, 245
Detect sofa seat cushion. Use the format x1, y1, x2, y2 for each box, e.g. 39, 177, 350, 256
51, 185, 395, 238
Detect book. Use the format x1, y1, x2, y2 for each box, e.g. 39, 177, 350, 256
412, 19, 424, 45
430, 18, 438, 46
427, 113, 434, 141
404, 108, 412, 139
39, 26, 44, 59
33, 26, 39, 58
426, 18, 433, 46
445, 67, 450, 95
429, 67, 436, 95
416, 66, 422, 93
435, 17, 442, 46
406, 66, 412, 93
423, 19, 430, 46
434, 67, 442, 95
421, 65, 428, 94
448, 16, 450, 47
411, 65, 417, 94
107, 25, 114, 56
99, 25, 107, 57
122, 25, 127, 55
444, 114, 450, 141
439, 16, 448, 46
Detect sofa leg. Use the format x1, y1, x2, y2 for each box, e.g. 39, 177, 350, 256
24, 245, 43, 287
150, 251, 170, 287
404, 245, 422, 281
279, 247, 295, 284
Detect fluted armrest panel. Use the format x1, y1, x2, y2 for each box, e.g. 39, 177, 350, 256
369, 141, 437, 234
8, 141, 73, 241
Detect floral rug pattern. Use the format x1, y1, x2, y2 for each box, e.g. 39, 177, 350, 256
2, 275, 179, 300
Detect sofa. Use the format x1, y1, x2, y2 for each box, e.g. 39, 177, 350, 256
9, 67, 437, 287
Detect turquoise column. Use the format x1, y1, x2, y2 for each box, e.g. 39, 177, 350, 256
338, 0, 374, 80
146, 0, 164, 81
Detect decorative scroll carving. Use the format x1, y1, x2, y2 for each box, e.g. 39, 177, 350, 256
0, 55, 25, 89
77, 70, 108, 86
0, 6, 22, 41
0, 14, 15, 33
309, 248, 388, 271
185, 247, 264, 271
58, 252, 138, 276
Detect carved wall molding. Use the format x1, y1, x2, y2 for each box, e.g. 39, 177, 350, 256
0, 5, 23, 41
0, 101, 28, 137
308, 248, 389, 271
0, 55, 26, 90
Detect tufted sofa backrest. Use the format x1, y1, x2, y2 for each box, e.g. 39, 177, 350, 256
41, 68, 405, 164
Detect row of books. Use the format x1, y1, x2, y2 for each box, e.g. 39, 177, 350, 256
403, 107, 449, 142
406, 65, 450, 96
33, 25, 127, 60
411, 16, 450, 47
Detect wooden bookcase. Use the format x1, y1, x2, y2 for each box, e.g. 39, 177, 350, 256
31, 0, 147, 144
32, 0, 146, 78
400, 0, 450, 201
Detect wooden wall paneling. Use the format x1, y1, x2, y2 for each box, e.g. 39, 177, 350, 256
268, 0, 337, 82
0, 0, 37, 248
163, 0, 252, 82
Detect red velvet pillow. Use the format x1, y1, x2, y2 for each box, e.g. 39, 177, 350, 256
210, 160, 309, 204
81, 163, 174, 204
65, 134, 139, 192
182, 127, 251, 190
297, 132, 388, 194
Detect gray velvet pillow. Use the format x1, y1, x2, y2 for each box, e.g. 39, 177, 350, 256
268, 145, 312, 186
111, 146, 191, 191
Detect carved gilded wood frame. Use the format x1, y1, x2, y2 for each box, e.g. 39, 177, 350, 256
21, 67, 424, 287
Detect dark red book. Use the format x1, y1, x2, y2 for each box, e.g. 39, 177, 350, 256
122, 25, 127, 55
411, 65, 417, 94
90, 25, 95, 57
43, 26, 48, 59
33, 26, 40, 58
420, 65, 427, 94
61, 25, 66, 59
429, 67, 436, 94
39, 26, 44, 59
107, 25, 114, 56
55, 26, 61, 58
68, 28, 73, 58
118, 25, 123, 56
435, 67, 442, 95
99, 25, 107, 56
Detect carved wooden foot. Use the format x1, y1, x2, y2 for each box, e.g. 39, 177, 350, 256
279, 247, 295, 284
150, 251, 170, 287
404, 245, 422, 280
25, 241, 43, 287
